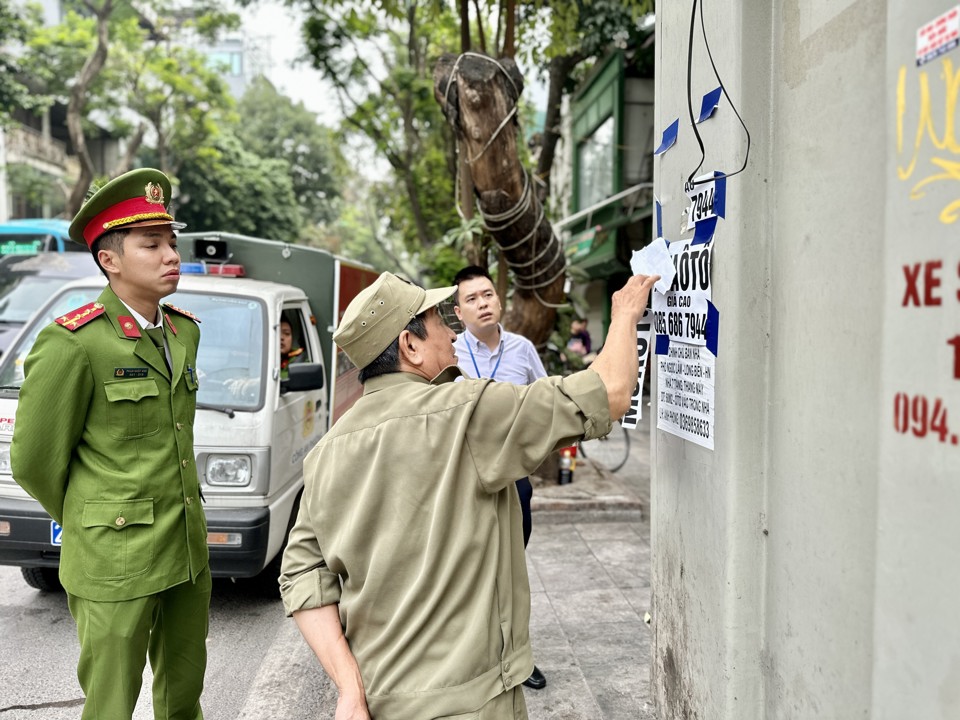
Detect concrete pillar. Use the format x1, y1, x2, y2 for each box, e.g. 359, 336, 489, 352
876, 2, 960, 717
651, 0, 957, 717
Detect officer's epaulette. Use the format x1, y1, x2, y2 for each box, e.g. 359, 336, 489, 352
162, 302, 201, 323
55, 301, 106, 332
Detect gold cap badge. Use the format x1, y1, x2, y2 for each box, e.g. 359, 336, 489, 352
144, 182, 165, 205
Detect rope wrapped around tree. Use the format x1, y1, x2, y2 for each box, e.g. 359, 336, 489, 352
434, 51, 567, 346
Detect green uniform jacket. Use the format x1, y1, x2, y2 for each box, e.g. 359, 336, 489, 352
11, 285, 208, 602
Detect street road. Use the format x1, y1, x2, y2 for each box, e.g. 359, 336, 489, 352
0, 418, 654, 719
0, 572, 338, 719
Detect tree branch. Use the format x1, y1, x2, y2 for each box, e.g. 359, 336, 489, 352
66, 0, 113, 216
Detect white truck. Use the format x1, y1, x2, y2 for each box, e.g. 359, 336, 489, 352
0, 233, 379, 591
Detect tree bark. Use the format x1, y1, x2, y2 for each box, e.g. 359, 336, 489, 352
501, 0, 516, 58
459, 0, 470, 53
457, 0, 479, 266
66, 0, 113, 217
434, 52, 566, 346
113, 121, 146, 177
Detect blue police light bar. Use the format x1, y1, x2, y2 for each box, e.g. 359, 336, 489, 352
180, 263, 245, 277
208, 263, 245, 276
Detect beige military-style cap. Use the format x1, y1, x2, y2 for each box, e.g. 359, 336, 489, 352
334, 272, 455, 369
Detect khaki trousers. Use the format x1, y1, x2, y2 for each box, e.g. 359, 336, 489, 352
67, 567, 211, 720
434, 685, 528, 720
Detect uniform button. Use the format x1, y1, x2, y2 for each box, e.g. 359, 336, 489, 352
504, 662, 510, 672
176, 422, 183, 431
115, 517, 126, 526
181, 459, 189, 468
185, 496, 193, 506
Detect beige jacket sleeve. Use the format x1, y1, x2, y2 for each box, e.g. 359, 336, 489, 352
465, 369, 611, 494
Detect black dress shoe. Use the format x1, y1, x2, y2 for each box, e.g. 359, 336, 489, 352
522, 665, 547, 690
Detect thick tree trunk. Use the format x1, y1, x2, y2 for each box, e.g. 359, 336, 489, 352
434, 52, 566, 347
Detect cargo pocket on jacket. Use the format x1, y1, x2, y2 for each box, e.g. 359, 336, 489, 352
104, 378, 161, 440
80, 498, 155, 580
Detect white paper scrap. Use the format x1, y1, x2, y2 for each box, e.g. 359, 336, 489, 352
631, 238, 676, 295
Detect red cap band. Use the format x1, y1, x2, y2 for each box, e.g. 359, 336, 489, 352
83, 196, 174, 247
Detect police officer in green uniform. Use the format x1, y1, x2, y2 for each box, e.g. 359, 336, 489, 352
11, 168, 209, 720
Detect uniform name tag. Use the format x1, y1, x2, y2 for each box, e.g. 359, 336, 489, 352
114, 367, 149, 378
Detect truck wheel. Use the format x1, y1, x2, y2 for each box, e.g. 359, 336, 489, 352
21, 567, 63, 592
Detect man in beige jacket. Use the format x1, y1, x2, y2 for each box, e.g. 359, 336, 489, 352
280, 270, 657, 719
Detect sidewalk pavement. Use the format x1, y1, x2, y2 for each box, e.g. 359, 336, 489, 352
523, 409, 656, 719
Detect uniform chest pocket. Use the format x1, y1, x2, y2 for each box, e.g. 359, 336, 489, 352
104, 378, 161, 440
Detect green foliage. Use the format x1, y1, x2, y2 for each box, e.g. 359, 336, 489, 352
425, 243, 469, 287
174, 132, 302, 243
297, 0, 461, 263
0, 1, 41, 124
6, 163, 67, 216
442, 214, 485, 251
19, 1, 237, 179
517, 0, 653, 65
326, 197, 408, 274
123, 37, 236, 174
236, 77, 346, 228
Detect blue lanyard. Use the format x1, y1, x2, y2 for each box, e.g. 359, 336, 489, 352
466, 339, 503, 380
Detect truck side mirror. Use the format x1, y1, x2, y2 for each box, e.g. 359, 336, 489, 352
281, 362, 325, 394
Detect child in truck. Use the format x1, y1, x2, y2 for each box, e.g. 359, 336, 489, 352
280, 317, 304, 379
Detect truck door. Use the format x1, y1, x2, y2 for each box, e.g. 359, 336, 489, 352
274, 303, 327, 483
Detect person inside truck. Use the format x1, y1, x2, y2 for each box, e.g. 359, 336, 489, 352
279, 269, 658, 719
10, 168, 210, 720
279, 317, 304, 379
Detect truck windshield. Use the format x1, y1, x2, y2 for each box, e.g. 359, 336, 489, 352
0, 276, 82, 323
0, 288, 266, 411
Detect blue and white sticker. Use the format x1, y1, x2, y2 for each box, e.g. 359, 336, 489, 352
685, 172, 727, 231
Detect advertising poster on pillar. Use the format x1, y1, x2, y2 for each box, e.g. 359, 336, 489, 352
631, 236, 718, 450
651, 239, 713, 346
656, 342, 715, 450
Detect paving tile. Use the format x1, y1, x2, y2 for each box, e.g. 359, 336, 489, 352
546, 620, 653, 720
588, 539, 650, 589
550, 587, 640, 630
521, 666, 603, 720
574, 520, 646, 542
624, 584, 652, 617
530, 524, 591, 552
533, 555, 617, 593
529, 589, 560, 629
526, 555, 545, 593
520, 424, 655, 719
528, 621, 578, 667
